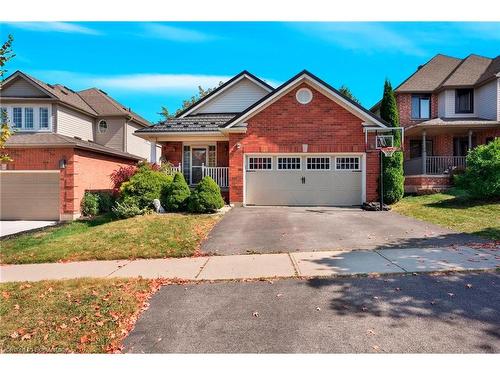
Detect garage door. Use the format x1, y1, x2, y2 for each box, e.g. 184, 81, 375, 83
0, 171, 60, 220
245, 155, 363, 206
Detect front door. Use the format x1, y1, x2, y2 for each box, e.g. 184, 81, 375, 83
191, 148, 207, 184
453, 136, 477, 156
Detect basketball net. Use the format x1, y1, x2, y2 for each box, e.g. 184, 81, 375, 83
380, 146, 398, 157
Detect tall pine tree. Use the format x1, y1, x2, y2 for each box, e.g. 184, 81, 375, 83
379, 79, 404, 204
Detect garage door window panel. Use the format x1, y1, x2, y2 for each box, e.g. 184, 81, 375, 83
248, 157, 272, 170
277, 157, 301, 170
306, 157, 330, 171
335, 157, 361, 171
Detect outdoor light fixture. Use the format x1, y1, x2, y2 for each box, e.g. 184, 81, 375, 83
59, 158, 67, 169
302, 143, 308, 152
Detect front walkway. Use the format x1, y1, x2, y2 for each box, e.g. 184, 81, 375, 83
1, 246, 498, 283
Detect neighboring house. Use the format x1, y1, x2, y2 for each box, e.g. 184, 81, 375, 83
372, 54, 500, 193
135, 70, 388, 206
0, 70, 160, 220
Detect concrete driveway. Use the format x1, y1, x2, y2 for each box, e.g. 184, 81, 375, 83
201, 206, 484, 255
124, 272, 500, 353
0, 221, 57, 237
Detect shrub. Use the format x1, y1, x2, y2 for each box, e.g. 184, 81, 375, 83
120, 168, 173, 209
110, 165, 138, 195
111, 200, 145, 219
161, 172, 191, 211
96, 191, 115, 213
187, 176, 225, 213
381, 151, 405, 204
455, 138, 500, 198
81, 192, 100, 217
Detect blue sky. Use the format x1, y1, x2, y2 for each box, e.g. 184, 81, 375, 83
2, 22, 500, 122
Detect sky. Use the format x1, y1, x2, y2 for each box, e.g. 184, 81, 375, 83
2, 22, 500, 123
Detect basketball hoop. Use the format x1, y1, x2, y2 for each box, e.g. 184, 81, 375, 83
380, 146, 398, 157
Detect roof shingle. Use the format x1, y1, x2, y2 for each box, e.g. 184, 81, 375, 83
136, 114, 236, 133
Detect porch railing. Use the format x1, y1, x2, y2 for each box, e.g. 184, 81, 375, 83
164, 163, 182, 175
202, 165, 229, 188
404, 156, 467, 175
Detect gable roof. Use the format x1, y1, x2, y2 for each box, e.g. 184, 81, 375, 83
175, 70, 274, 118
136, 114, 235, 134
78, 88, 150, 126
476, 55, 500, 86
395, 54, 463, 93
224, 70, 388, 129
439, 54, 493, 88
1, 71, 150, 126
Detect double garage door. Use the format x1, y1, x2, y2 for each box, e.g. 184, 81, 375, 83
0, 171, 60, 220
245, 154, 364, 206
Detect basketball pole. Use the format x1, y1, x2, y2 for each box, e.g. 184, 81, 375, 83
379, 150, 383, 211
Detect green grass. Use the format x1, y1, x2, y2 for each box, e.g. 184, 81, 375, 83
0, 213, 221, 264
392, 188, 500, 240
0, 278, 154, 353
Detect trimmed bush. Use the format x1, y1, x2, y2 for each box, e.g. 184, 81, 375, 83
120, 168, 173, 210
111, 200, 145, 219
382, 151, 405, 204
161, 172, 191, 211
96, 191, 115, 213
187, 176, 225, 213
455, 138, 500, 198
81, 192, 100, 217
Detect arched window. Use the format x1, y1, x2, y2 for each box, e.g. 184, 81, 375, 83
97, 120, 108, 134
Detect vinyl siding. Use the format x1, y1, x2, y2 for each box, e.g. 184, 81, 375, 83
1, 78, 49, 98
192, 78, 270, 114
56, 105, 94, 141
94, 117, 125, 151
443, 89, 477, 118
438, 91, 446, 117
476, 79, 498, 120
126, 121, 151, 160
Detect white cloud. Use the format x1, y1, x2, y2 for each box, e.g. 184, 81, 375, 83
292, 23, 428, 56
6, 22, 100, 35
140, 23, 218, 42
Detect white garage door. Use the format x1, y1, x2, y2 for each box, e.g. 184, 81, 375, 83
245, 155, 363, 206
0, 171, 60, 220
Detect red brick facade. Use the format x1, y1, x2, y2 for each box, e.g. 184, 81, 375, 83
396, 93, 438, 127
405, 175, 452, 194
6, 147, 135, 219
161, 142, 183, 167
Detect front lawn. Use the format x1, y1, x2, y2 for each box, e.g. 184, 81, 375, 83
0, 213, 221, 264
392, 188, 500, 240
0, 278, 156, 353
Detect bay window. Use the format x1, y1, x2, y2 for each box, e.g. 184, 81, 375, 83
13, 107, 22, 128
24, 108, 34, 129
2, 106, 51, 131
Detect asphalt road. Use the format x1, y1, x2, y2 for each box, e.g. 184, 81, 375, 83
201, 207, 485, 255
124, 271, 500, 353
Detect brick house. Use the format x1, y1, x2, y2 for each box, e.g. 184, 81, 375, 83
0, 71, 160, 220
136, 70, 389, 206
372, 54, 500, 193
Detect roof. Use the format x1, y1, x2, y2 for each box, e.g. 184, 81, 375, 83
5, 132, 144, 161
395, 54, 500, 93
1, 71, 150, 125
136, 114, 236, 133
440, 54, 493, 88
224, 70, 389, 129
175, 70, 274, 118
78, 88, 151, 127
414, 117, 500, 126
395, 54, 462, 93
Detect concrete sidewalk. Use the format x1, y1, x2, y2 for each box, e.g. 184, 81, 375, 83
0, 246, 498, 283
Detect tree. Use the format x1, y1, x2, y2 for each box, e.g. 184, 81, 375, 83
338, 84, 361, 104
158, 82, 224, 121
379, 79, 404, 204
0, 34, 15, 164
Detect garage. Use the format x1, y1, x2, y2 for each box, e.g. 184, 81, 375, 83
0, 171, 60, 220
245, 154, 364, 206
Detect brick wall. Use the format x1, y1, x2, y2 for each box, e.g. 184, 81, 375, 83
216, 141, 229, 167
228, 83, 380, 203
396, 93, 438, 127
405, 175, 451, 194
161, 142, 183, 167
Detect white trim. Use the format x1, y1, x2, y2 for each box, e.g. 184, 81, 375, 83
225, 73, 388, 129
305, 156, 332, 171
276, 156, 302, 171
180, 73, 273, 118
2, 104, 53, 132
334, 156, 362, 171
361, 154, 366, 203
0, 170, 60, 174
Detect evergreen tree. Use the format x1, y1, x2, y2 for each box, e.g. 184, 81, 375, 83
379, 79, 404, 204
338, 84, 361, 104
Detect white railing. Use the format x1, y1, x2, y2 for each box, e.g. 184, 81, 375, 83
163, 163, 182, 175
202, 165, 229, 188
426, 156, 466, 175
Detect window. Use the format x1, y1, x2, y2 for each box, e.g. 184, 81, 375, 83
411, 95, 431, 119
409, 140, 433, 158
12, 107, 22, 128
208, 145, 216, 167
455, 89, 473, 114
39, 108, 49, 129
376, 135, 394, 149
306, 157, 330, 170
335, 157, 360, 171
248, 157, 272, 170
277, 157, 301, 170
296, 88, 313, 104
97, 120, 108, 134
24, 108, 34, 129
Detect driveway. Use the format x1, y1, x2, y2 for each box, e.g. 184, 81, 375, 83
0, 221, 57, 238
202, 207, 484, 255
124, 272, 500, 353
